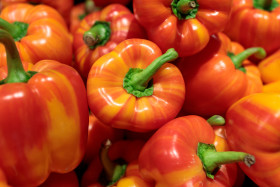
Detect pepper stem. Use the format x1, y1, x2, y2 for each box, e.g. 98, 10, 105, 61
85, 0, 99, 14
0, 29, 33, 85
130, 48, 178, 91
253, 0, 278, 11
197, 142, 255, 179
0, 18, 19, 37
171, 0, 199, 19
177, 0, 197, 14
0, 18, 28, 42
83, 21, 111, 49
230, 47, 266, 69
100, 139, 127, 186
207, 115, 225, 126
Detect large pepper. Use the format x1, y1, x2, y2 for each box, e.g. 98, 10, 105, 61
176, 33, 265, 117
93, 0, 131, 7
0, 3, 73, 66
73, 4, 146, 80
87, 38, 185, 132
0, 29, 88, 187
225, 92, 280, 187
0, 169, 11, 187
81, 140, 147, 187
138, 115, 255, 186
224, 0, 280, 55
1, 0, 74, 25
133, 0, 232, 57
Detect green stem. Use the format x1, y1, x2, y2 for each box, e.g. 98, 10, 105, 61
0, 18, 19, 37
85, 0, 97, 14
230, 47, 266, 69
171, 0, 199, 19
207, 115, 225, 126
100, 139, 127, 186
0, 29, 32, 85
197, 143, 255, 179
254, 0, 275, 10
130, 48, 178, 91
83, 21, 111, 49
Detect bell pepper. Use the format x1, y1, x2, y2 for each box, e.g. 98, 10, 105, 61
225, 92, 280, 187
81, 140, 146, 187
138, 115, 255, 186
38, 171, 79, 187
70, 0, 100, 35
0, 3, 73, 66
1, 0, 74, 25
176, 33, 265, 117
133, 0, 232, 57
0, 169, 11, 187
93, 0, 131, 7
258, 49, 280, 84
224, 0, 280, 55
263, 80, 280, 93
83, 111, 124, 164
73, 4, 146, 80
87, 38, 185, 132
0, 29, 89, 186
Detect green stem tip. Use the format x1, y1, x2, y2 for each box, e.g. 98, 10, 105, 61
171, 0, 199, 19
197, 142, 255, 179
207, 115, 225, 126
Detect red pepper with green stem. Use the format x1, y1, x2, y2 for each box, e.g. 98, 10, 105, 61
224, 0, 280, 56
133, 0, 232, 57
0, 29, 88, 187
81, 140, 147, 187
0, 3, 73, 66
176, 33, 265, 117
87, 39, 185, 132
138, 115, 255, 187
73, 4, 146, 80
225, 92, 280, 187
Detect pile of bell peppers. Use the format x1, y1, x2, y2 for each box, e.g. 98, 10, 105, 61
0, 0, 280, 186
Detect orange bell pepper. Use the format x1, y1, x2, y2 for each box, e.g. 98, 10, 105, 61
1, 0, 74, 25
258, 49, 280, 84
87, 39, 185, 132
0, 29, 88, 186
224, 0, 280, 55
225, 92, 280, 186
0, 3, 72, 66
133, 0, 232, 57
176, 33, 265, 117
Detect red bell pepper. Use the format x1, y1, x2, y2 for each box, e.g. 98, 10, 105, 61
87, 39, 185, 132
0, 3, 73, 66
138, 115, 255, 186
38, 171, 79, 187
133, 0, 232, 57
1, 0, 74, 25
0, 29, 88, 186
93, 0, 131, 7
81, 140, 146, 187
224, 0, 280, 55
83, 111, 124, 164
258, 49, 280, 84
176, 33, 265, 117
69, 0, 100, 35
0, 169, 11, 187
225, 92, 280, 187
73, 4, 146, 80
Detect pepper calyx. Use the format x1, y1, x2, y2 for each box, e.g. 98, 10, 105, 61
171, 0, 199, 20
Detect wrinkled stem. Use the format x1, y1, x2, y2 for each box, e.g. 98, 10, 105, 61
177, 0, 197, 14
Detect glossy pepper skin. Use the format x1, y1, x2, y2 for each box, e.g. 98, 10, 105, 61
93, 0, 131, 7
225, 93, 280, 187
258, 49, 280, 84
133, 0, 232, 57
0, 3, 73, 66
38, 171, 79, 187
176, 33, 265, 117
87, 39, 185, 132
0, 29, 88, 187
73, 4, 146, 80
138, 115, 255, 187
81, 140, 146, 187
1, 0, 74, 25
224, 0, 280, 55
